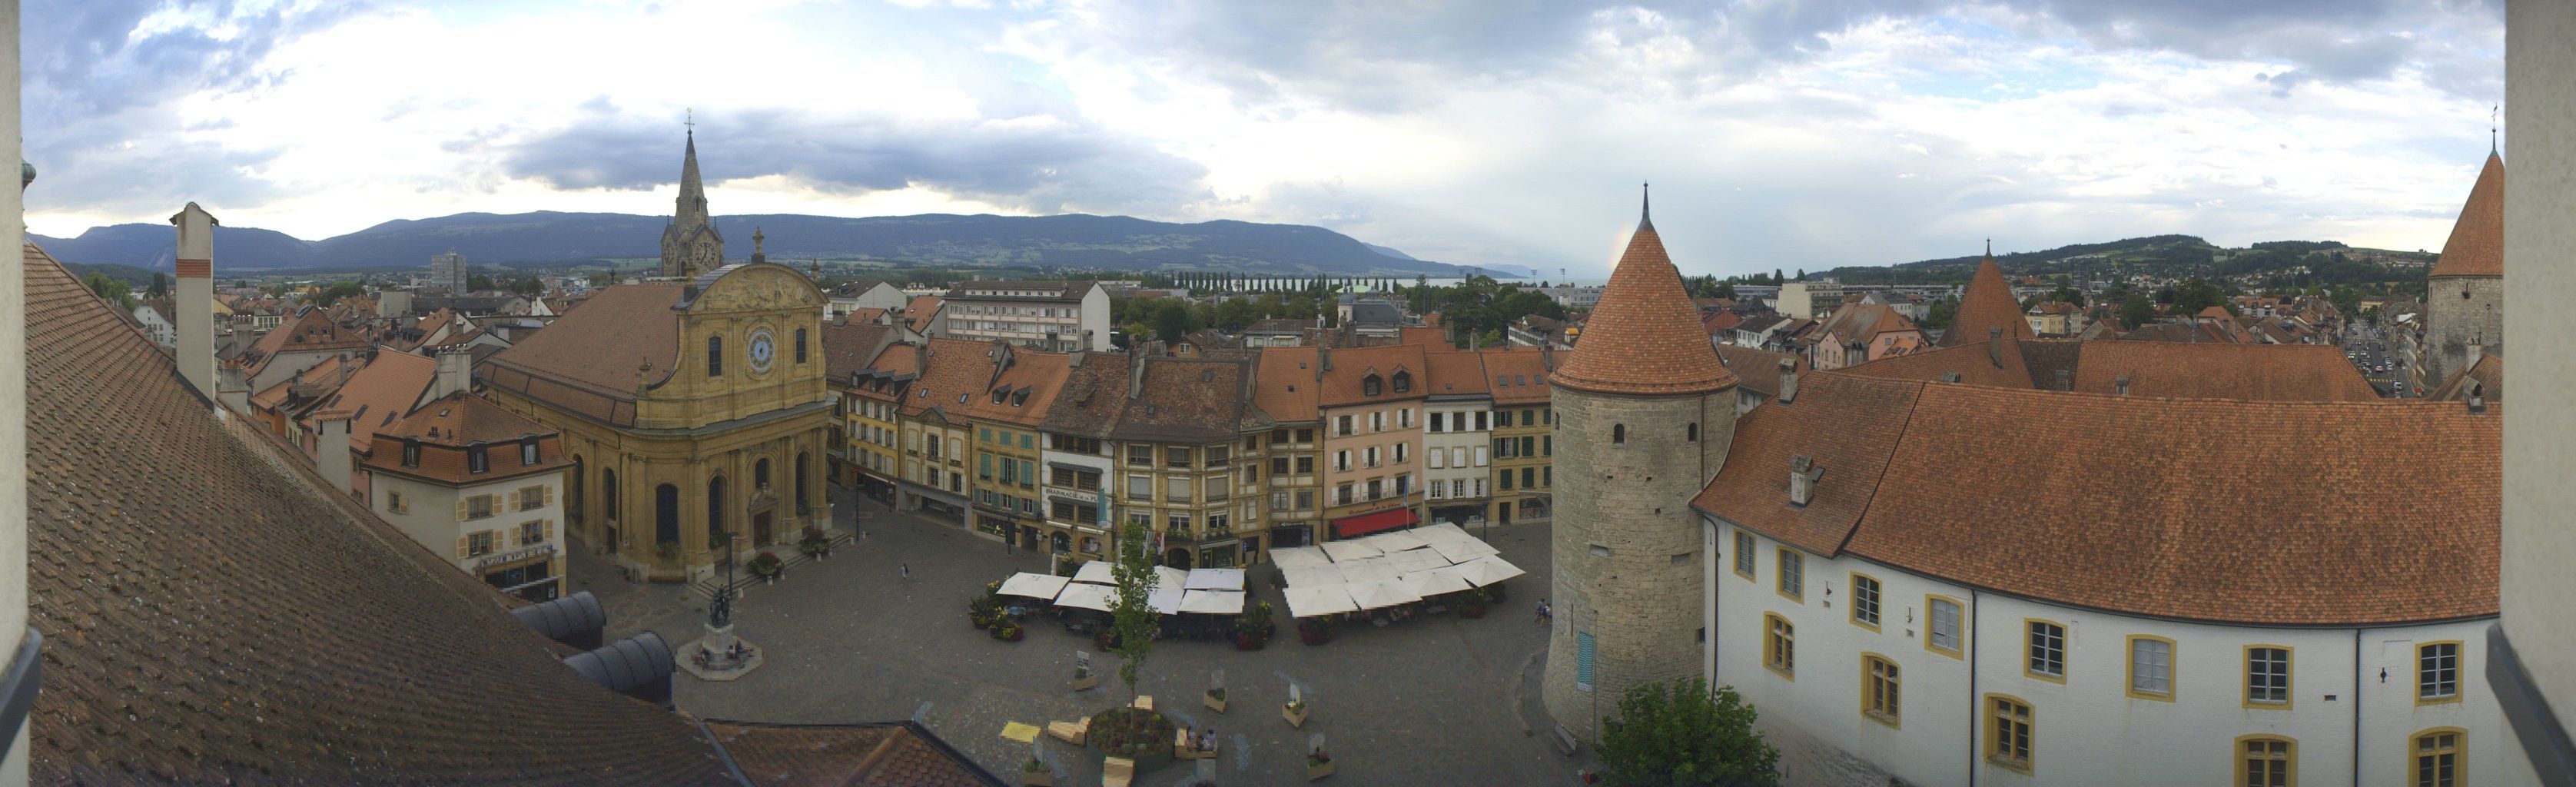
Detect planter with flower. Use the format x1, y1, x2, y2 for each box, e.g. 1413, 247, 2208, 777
968, 595, 1004, 630
1296, 619, 1332, 646
1203, 687, 1226, 713
1233, 602, 1274, 650
1457, 588, 1489, 619
1018, 758, 1051, 786
1070, 663, 1099, 692
798, 527, 831, 560
1282, 698, 1308, 728
991, 619, 1024, 641
1082, 706, 1177, 774
747, 551, 785, 583
1304, 747, 1335, 780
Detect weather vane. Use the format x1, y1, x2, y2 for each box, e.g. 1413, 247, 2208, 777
686, 107, 694, 131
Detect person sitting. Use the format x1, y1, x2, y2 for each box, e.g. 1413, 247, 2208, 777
1202, 730, 1219, 752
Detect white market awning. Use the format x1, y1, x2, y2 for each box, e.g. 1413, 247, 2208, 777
1285, 585, 1361, 618
1147, 586, 1184, 616
1346, 579, 1424, 610
1412, 522, 1478, 544
1054, 583, 1117, 612
1072, 561, 1117, 585
1335, 560, 1404, 585
1269, 546, 1333, 569
1429, 538, 1500, 563
1452, 555, 1526, 586
1397, 570, 1474, 599
1179, 589, 1247, 615
1155, 566, 1191, 594
1281, 565, 1346, 587
1319, 540, 1385, 562
998, 572, 1070, 599
1185, 568, 1245, 591
1386, 550, 1452, 573
1356, 530, 1430, 553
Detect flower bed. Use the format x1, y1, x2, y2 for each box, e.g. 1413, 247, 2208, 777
1084, 707, 1177, 772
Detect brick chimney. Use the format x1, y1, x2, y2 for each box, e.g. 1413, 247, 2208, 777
171, 203, 218, 400
314, 411, 356, 495
2115, 376, 2132, 396
1986, 327, 2003, 367
2469, 383, 2488, 414
216, 361, 250, 413
1775, 358, 1799, 404
430, 347, 473, 401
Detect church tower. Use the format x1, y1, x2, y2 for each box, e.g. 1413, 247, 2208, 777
1542, 190, 1739, 738
2422, 149, 2504, 387
660, 128, 726, 278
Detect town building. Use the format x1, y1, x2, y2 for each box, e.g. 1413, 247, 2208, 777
1778, 280, 1844, 319
233, 306, 371, 393
131, 299, 177, 347
1484, 346, 1555, 526
430, 248, 468, 293
936, 280, 1111, 352
1803, 303, 1921, 370
1316, 344, 1429, 540
1037, 352, 1126, 561
1253, 347, 1327, 547
1541, 196, 1741, 739
956, 343, 1071, 547
893, 342, 975, 528
1240, 317, 1315, 347
1105, 355, 1268, 568
821, 317, 905, 498
2421, 150, 2505, 388
1420, 348, 1495, 530
825, 279, 907, 320
360, 386, 572, 602
1939, 254, 2037, 347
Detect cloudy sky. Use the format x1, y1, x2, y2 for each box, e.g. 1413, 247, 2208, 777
25, 0, 2501, 277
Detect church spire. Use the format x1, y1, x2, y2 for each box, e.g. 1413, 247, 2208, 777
660, 117, 725, 277
1638, 182, 1653, 231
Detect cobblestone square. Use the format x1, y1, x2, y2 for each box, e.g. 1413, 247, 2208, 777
575, 487, 1593, 786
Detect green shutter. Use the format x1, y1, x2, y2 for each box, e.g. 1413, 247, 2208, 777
1576, 632, 1595, 691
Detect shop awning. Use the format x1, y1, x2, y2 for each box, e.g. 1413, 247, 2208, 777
1329, 507, 1419, 540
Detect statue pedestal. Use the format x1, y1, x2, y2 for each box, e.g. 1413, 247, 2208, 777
680, 623, 765, 681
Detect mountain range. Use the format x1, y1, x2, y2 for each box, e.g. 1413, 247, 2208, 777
31, 211, 1492, 277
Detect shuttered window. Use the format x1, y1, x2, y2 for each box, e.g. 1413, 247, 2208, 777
1575, 632, 1595, 692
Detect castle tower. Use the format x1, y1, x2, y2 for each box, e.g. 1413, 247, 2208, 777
1940, 251, 2033, 347
659, 128, 725, 277
2422, 151, 2504, 386
1542, 191, 1739, 738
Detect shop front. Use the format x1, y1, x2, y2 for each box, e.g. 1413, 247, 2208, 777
1328, 506, 1419, 541
476, 543, 562, 603
905, 483, 968, 526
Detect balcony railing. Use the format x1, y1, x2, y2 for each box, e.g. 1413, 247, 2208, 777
1127, 490, 1153, 502
1206, 490, 1230, 503
1165, 493, 1193, 504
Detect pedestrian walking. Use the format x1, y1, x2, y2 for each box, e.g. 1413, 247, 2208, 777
1535, 599, 1547, 625
901, 563, 911, 580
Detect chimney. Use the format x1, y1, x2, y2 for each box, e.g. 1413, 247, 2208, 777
2054, 369, 2071, 391
1128, 353, 1148, 399
2115, 376, 2131, 396
1985, 327, 2003, 368
216, 361, 250, 414
430, 347, 473, 400
1938, 371, 1960, 384
315, 412, 356, 495
1319, 345, 1333, 373
171, 202, 219, 400
1788, 455, 1816, 506
1776, 358, 1799, 404
2468, 339, 2484, 366
2468, 384, 2488, 414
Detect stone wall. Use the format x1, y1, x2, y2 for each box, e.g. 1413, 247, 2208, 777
1541, 384, 1735, 739
2423, 274, 2503, 385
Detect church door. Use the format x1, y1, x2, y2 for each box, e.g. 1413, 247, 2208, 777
753, 512, 773, 547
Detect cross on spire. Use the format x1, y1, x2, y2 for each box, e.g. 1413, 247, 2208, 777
1637, 181, 1654, 231
1985, 237, 1992, 257
686, 107, 695, 132
2491, 104, 2499, 154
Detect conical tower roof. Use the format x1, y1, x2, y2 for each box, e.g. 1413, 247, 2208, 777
1551, 195, 1735, 396
2429, 152, 2503, 278
1938, 255, 2034, 347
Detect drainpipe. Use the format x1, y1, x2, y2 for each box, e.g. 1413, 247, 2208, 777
2353, 628, 2363, 787
1969, 589, 1980, 787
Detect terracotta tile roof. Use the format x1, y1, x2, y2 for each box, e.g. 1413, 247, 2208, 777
481, 283, 684, 421
1939, 257, 2034, 347
1700, 310, 1742, 334
1813, 304, 1918, 349
848, 307, 891, 325
22, 242, 735, 784
251, 353, 354, 411
2430, 353, 2503, 402
1696, 373, 2499, 626
239, 307, 370, 376
299, 349, 438, 453
705, 720, 1004, 787
1550, 215, 1734, 395
1422, 349, 1492, 397
1114, 356, 1254, 443
1481, 346, 1555, 405
1398, 326, 1448, 347
361, 392, 571, 485
1713, 344, 1804, 399
822, 319, 899, 383
899, 338, 1067, 427
1316, 344, 1429, 406
1844, 337, 2375, 401
905, 296, 944, 333
1252, 346, 1323, 422
2428, 151, 2505, 278
1834, 339, 2032, 389
1038, 352, 1132, 437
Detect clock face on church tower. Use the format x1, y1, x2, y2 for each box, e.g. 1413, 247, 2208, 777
748, 329, 776, 373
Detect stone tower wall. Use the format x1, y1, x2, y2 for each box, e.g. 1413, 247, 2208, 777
1541, 385, 1735, 739
2425, 274, 2504, 384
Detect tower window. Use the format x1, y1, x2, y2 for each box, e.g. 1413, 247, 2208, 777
795, 327, 808, 363
1687, 423, 1698, 442
1612, 423, 1625, 444
707, 335, 724, 376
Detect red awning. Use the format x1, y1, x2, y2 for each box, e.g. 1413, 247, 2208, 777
1330, 507, 1419, 540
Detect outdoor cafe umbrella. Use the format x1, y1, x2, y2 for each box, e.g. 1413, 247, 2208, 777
1147, 586, 1185, 616
1356, 530, 1430, 553
1178, 589, 1247, 615
1346, 579, 1424, 610
1451, 555, 1526, 586
1284, 585, 1361, 618
1054, 583, 1117, 612
998, 572, 1070, 599
1318, 540, 1384, 562
1334, 559, 1404, 585
1429, 538, 1499, 564
1185, 567, 1245, 591
1280, 565, 1346, 588
1072, 560, 1117, 585
1396, 570, 1472, 599
1268, 546, 1333, 569
1154, 565, 1192, 594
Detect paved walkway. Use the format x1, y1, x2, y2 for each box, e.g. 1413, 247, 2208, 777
569, 486, 1596, 785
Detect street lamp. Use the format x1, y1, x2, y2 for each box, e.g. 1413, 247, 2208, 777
709, 530, 737, 630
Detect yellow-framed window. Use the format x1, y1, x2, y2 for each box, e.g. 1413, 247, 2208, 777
2024, 619, 2066, 682
2411, 728, 2463, 787
1764, 613, 1795, 679
1985, 693, 2033, 772
1861, 653, 1900, 727
1776, 548, 1804, 602
2416, 642, 2461, 704
2126, 635, 2175, 701
1850, 573, 1883, 630
2236, 735, 2295, 787
2246, 645, 2292, 709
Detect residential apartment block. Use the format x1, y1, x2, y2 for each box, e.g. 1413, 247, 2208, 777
937, 280, 1112, 352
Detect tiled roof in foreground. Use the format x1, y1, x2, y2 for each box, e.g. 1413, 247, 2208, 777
24, 242, 735, 783
1550, 208, 1734, 397
1695, 372, 2498, 626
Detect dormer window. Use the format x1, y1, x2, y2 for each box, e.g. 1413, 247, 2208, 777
1392, 371, 1412, 394
468, 445, 490, 474
520, 438, 539, 466
400, 439, 421, 468
1363, 374, 1383, 397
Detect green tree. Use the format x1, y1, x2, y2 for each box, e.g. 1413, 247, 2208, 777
1152, 300, 1191, 343
316, 281, 367, 306
467, 273, 495, 292
511, 275, 544, 296
2169, 278, 2227, 315
1108, 517, 1157, 703
1596, 677, 1779, 787
147, 271, 170, 299
83, 273, 134, 310
1715, 281, 1737, 300
1921, 297, 1957, 329
1214, 297, 1254, 332
2119, 293, 2158, 327
2050, 284, 2083, 304
588, 271, 615, 287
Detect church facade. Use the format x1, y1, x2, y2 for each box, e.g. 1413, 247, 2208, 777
480, 134, 838, 583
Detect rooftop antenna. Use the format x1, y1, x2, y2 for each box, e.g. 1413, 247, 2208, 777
1639, 181, 1651, 226
2491, 104, 2499, 154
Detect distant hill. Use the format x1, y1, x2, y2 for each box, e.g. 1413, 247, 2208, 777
1363, 243, 1416, 261
32, 211, 1482, 277
1821, 234, 2428, 287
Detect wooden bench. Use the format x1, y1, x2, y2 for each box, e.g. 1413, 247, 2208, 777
1550, 723, 1581, 757
1044, 718, 1088, 745
1102, 756, 1136, 787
